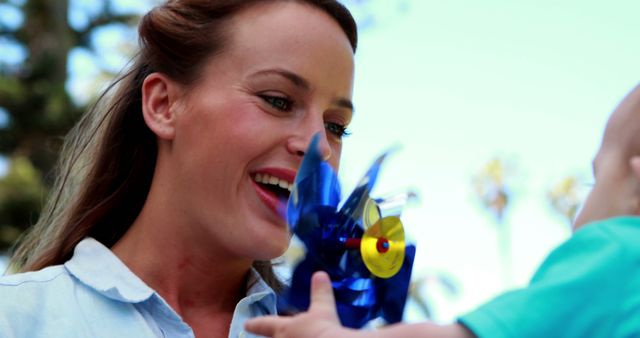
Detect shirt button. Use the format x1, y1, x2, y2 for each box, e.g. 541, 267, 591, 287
239, 331, 246, 338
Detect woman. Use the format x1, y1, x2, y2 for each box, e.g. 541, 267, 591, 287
1, 0, 357, 337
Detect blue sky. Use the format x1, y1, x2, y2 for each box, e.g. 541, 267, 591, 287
2, 0, 640, 323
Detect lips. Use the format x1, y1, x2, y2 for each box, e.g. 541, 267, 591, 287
251, 167, 296, 218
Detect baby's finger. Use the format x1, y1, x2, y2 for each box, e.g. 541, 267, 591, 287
309, 271, 338, 317
244, 316, 290, 337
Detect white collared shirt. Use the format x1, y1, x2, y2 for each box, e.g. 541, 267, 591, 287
0, 238, 276, 338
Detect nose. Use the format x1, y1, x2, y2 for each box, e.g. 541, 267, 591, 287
287, 126, 332, 161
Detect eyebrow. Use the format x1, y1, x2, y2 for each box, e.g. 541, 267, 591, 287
250, 68, 355, 112
334, 97, 354, 112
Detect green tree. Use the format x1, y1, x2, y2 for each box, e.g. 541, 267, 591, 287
0, 0, 141, 251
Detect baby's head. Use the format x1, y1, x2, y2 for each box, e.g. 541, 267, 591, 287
574, 85, 640, 229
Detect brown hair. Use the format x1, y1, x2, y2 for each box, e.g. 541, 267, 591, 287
9, 0, 357, 292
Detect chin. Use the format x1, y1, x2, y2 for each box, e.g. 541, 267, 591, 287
244, 218, 291, 259
254, 240, 290, 261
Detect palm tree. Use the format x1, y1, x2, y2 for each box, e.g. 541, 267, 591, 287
472, 158, 514, 288
547, 175, 584, 228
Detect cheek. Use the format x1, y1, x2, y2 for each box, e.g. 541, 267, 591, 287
329, 142, 343, 168
188, 101, 263, 146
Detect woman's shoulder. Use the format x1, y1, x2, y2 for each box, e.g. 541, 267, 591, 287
0, 265, 78, 314
0, 264, 68, 286
0, 265, 79, 336
0, 264, 73, 298
0, 264, 155, 337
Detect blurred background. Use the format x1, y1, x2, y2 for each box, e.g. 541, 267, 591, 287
1, 0, 639, 323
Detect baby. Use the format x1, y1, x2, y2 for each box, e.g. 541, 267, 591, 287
245, 85, 640, 338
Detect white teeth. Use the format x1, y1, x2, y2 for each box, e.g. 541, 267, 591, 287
254, 173, 293, 192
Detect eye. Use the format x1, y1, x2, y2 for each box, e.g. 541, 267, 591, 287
259, 94, 293, 111
325, 122, 351, 139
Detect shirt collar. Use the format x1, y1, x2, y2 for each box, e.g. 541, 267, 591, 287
64, 237, 278, 311
64, 237, 154, 303
229, 267, 278, 338
245, 267, 277, 310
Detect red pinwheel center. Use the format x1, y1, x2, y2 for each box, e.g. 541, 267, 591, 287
376, 238, 390, 253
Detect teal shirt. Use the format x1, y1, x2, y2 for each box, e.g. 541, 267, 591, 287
0, 238, 276, 338
459, 216, 640, 338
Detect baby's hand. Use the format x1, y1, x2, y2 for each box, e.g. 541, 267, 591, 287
244, 271, 357, 338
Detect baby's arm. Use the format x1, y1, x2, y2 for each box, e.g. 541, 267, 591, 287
245, 271, 474, 338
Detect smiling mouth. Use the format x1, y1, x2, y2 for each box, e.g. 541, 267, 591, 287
253, 173, 293, 201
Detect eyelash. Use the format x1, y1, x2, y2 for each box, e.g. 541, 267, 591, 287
258, 94, 351, 139
259, 94, 293, 112
325, 122, 351, 139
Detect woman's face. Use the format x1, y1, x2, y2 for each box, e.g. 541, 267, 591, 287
169, 2, 354, 260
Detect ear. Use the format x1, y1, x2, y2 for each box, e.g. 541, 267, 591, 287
142, 72, 181, 140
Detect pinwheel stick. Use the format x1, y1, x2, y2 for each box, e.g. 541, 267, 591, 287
344, 238, 390, 253
344, 238, 361, 249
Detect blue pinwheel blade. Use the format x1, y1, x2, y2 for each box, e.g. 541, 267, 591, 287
287, 134, 341, 230
294, 133, 326, 184
282, 136, 415, 329
337, 152, 388, 231
377, 244, 416, 324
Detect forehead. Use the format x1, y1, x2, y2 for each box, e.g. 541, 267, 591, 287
228, 1, 350, 45
220, 2, 355, 87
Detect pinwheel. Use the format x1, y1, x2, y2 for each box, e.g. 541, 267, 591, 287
279, 135, 416, 328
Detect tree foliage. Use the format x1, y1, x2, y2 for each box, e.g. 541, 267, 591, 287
0, 0, 140, 250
